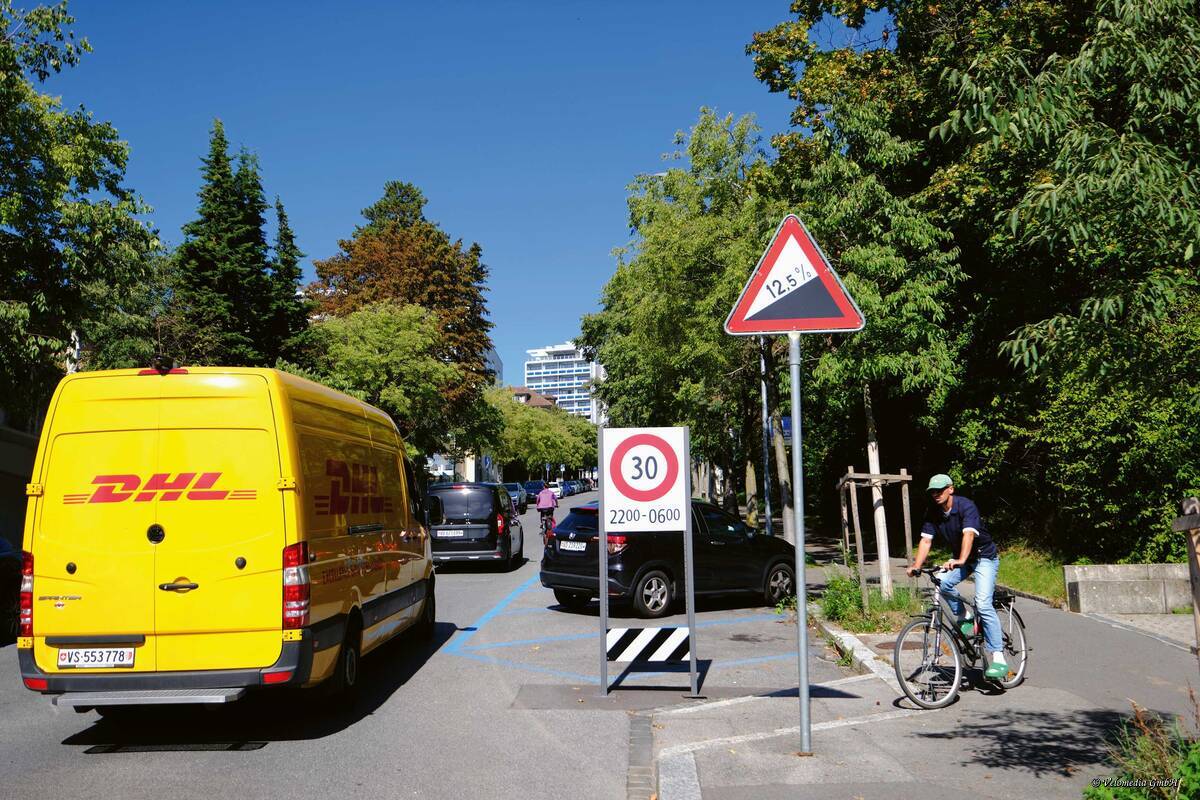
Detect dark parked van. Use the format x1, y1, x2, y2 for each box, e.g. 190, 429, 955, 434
427, 483, 524, 570
539, 500, 796, 618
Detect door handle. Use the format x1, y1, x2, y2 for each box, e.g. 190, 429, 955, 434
159, 582, 199, 592
709, 540, 725, 546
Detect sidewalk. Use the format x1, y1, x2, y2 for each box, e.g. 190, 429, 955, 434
649, 532, 1200, 798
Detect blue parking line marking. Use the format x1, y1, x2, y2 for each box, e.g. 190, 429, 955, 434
445, 575, 539, 655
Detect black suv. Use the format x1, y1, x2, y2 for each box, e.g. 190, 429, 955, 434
426, 483, 525, 570
539, 500, 796, 618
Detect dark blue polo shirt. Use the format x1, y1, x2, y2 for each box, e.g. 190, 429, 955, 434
920, 495, 998, 562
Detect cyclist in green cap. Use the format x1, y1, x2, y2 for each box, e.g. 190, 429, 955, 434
907, 474, 1007, 680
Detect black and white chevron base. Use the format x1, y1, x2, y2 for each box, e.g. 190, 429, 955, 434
605, 626, 691, 663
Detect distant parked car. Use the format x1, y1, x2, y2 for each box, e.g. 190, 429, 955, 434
540, 500, 796, 618
524, 480, 546, 500
0, 536, 18, 644
548, 481, 564, 499
502, 482, 529, 514
426, 483, 524, 570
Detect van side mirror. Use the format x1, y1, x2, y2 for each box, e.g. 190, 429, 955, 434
425, 495, 443, 526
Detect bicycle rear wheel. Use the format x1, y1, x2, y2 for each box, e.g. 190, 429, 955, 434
995, 607, 1028, 689
894, 616, 963, 709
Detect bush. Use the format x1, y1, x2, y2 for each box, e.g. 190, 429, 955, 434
1084, 697, 1200, 799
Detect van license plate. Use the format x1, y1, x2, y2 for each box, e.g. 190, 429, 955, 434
57, 648, 135, 669
560, 541, 587, 552
437, 530, 464, 538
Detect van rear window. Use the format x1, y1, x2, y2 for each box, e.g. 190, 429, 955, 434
429, 487, 494, 519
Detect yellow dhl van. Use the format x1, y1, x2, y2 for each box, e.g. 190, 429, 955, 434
17, 366, 434, 709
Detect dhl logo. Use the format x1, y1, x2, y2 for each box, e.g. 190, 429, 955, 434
314, 459, 395, 516
63, 473, 256, 504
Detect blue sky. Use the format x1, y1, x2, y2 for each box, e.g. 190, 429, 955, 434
45, 1, 801, 383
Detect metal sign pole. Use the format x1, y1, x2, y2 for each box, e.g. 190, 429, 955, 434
683, 427, 699, 696
598, 426, 609, 696
759, 337, 773, 537
789, 332, 811, 753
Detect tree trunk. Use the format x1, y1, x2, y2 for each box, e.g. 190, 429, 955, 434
744, 459, 758, 528
771, 408, 795, 544
864, 383, 893, 599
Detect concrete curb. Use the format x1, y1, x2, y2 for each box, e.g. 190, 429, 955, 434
813, 617, 901, 693
997, 582, 1063, 609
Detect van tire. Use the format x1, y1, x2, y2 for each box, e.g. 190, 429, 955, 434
416, 585, 436, 641
329, 618, 362, 698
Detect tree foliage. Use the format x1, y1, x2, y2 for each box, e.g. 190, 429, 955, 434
485, 387, 596, 472
0, 0, 156, 428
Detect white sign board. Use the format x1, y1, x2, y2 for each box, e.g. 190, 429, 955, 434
600, 427, 688, 532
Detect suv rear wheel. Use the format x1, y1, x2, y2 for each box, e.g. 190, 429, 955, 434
634, 570, 673, 618
764, 562, 796, 606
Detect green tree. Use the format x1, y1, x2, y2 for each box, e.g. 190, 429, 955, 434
485, 387, 597, 473
0, 0, 156, 428
268, 198, 309, 362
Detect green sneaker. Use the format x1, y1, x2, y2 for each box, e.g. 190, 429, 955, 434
985, 660, 1009, 680
959, 620, 975, 637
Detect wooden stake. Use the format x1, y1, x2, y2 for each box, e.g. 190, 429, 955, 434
839, 484, 851, 569
847, 466, 869, 612
900, 468, 914, 591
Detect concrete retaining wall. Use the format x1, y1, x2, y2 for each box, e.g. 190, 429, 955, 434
1063, 564, 1190, 614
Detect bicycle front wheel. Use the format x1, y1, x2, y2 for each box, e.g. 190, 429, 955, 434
894, 617, 963, 709
995, 607, 1028, 689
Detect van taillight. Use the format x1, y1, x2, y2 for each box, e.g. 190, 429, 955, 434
282, 543, 310, 629
496, 514, 506, 536
18, 551, 32, 637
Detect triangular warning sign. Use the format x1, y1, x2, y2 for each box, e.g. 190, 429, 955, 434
724, 215, 864, 335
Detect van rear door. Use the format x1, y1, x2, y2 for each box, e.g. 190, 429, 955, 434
152, 376, 284, 671
34, 426, 159, 673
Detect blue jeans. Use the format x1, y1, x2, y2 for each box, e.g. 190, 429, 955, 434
939, 557, 1002, 655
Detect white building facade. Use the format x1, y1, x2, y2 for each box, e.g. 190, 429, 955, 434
524, 341, 606, 424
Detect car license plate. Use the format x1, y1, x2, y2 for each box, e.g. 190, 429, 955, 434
57, 648, 135, 669
560, 540, 587, 552
437, 530, 464, 538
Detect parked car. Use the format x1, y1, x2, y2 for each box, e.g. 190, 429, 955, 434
0, 536, 19, 644
426, 483, 524, 570
524, 480, 546, 501
548, 481, 564, 498
539, 500, 796, 618
569, 480, 582, 495
502, 482, 529, 514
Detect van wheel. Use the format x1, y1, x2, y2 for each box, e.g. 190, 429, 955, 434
329, 620, 361, 698
553, 589, 591, 611
633, 570, 673, 618
417, 586, 436, 641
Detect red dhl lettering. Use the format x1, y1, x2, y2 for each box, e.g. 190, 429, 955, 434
314, 459, 395, 516
60, 473, 257, 504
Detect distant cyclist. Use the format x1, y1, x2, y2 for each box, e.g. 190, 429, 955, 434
535, 483, 558, 533
906, 474, 1006, 680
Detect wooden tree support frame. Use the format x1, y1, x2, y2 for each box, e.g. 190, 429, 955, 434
837, 467, 914, 611
1173, 497, 1200, 668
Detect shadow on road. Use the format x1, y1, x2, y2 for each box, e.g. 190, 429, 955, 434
914, 706, 1136, 777
60, 621, 461, 752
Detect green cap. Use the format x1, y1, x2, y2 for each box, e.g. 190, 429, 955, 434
927, 473, 953, 491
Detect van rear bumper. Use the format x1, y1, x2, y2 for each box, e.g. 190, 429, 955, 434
18, 629, 313, 695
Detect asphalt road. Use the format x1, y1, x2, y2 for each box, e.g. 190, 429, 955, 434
0, 491, 839, 799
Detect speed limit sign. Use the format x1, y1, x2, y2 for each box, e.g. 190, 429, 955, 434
600, 427, 688, 532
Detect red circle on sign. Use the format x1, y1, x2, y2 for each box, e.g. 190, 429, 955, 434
609, 433, 680, 503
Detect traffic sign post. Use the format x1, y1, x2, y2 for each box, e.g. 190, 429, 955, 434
598, 426, 697, 696
725, 214, 864, 755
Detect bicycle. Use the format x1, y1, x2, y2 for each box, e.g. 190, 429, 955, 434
893, 567, 1029, 709
539, 509, 555, 541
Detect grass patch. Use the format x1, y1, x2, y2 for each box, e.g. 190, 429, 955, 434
1173, 605, 1194, 615
816, 571, 925, 634
997, 544, 1066, 604
1085, 695, 1200, 799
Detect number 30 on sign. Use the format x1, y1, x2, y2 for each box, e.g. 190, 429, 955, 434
600, 427, 688, 533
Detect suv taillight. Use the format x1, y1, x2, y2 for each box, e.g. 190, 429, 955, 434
607, 535, 628, 555
496, 513, 506, 536
18, 550, 32, 637
282, 543, 310, 629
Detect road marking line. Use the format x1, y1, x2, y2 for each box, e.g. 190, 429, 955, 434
445, 575, 539, 655
657, 673, 880, 716
658, 709, 925, 757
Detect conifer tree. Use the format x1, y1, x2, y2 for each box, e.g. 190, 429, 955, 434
268, 198, 310, 362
